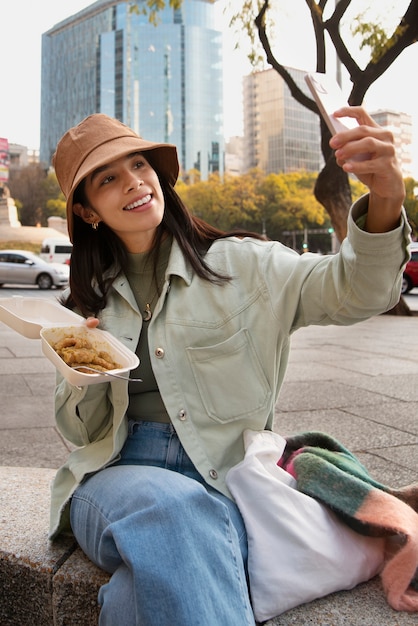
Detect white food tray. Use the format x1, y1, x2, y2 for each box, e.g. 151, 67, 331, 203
0, 297, 139, 385
0, 296, 81, 338
40, 324, 139, 386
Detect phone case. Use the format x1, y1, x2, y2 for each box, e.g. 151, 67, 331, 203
305, 73, 357, 135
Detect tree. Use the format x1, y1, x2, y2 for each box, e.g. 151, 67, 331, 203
177, 168, 368, 247
257, 171, 328, 240
130, 0, 183, 24
8, 167, 64, 227
8, 164, 47, 226
42, 172, 67, 222
178, 171, 265, 231
222, 170, 265, 230
245, 0, 418, 242
181, 170, 332, 237
404, 177, 418, 236
177, 174, 226, 228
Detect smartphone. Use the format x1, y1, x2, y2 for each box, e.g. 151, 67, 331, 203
304, 72, 357, 135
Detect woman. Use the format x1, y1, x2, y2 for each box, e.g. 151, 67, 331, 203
51, 111, 409, 625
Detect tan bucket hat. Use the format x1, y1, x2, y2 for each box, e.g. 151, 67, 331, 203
52, 113, 179, 241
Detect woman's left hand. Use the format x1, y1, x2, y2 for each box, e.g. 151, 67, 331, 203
85, 316, 100, 328
330, 106, 405, 233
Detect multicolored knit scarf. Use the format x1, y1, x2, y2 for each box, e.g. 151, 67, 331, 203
278, 431, 418, 612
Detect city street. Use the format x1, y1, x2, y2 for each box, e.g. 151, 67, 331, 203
0, 285, 67, 301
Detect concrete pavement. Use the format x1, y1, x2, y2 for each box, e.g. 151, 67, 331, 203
274, 313, 418, 490
1, 302, 418, 624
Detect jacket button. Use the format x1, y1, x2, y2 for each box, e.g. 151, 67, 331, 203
209, 469, 218, 480
178, 409, 187, 421
155, 347, 165, 358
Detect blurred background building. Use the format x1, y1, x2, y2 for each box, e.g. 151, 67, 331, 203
40, 0, 224, 179
370, 110, 413, 178
242, 66, 413, 178
243, 67, 323, 175
224, 136, 244, 176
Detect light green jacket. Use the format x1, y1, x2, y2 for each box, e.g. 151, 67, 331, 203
50, 198, 410, 538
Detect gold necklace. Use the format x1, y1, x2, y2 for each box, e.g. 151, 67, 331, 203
126, 239, 171, 322
141, 278, 164, 322
143, 304, 153, 322
143, 297, 156, 321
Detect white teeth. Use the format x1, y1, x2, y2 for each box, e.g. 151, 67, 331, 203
124, 195, 151, 210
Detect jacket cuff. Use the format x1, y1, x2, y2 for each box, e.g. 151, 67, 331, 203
348, 194, 411, 260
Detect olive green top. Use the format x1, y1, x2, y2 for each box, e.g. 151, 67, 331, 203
125, 237, 172, 423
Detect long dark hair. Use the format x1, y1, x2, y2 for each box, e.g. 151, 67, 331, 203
61, 154, 266, 317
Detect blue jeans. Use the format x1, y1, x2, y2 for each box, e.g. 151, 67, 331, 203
70, 421, 255, 625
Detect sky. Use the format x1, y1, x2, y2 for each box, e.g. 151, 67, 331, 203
2, 0, 418, 175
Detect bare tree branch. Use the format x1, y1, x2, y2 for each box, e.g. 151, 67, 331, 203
323, 1, 362, 81
255, 1, 316, 112
305, 0, 326, 71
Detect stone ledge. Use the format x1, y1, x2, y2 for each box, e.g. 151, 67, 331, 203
0, 466, 109, 626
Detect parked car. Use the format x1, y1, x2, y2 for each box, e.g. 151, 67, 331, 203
402, 244, 418, 294
0, 250, 69, 290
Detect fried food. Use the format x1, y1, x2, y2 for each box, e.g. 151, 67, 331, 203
53, 335, 121, 373
54, 336, 91, 351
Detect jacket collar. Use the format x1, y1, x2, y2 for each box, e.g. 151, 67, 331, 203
164, 238, 194, 286
111, 238, 193, 304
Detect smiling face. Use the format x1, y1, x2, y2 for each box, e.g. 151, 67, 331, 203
73, 152, 165, 252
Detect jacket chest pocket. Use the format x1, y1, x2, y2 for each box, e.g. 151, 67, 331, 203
186, 328, 272, 423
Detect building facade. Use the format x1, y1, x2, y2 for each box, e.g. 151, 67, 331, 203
40, 0, 223, 178
225, 136, 244, 176
371, 110, 413, 178
243, 67, 323, 174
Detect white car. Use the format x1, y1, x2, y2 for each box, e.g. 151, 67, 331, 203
0, 249, 69, 289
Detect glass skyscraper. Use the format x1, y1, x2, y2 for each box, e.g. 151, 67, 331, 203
40, 0, 223, 179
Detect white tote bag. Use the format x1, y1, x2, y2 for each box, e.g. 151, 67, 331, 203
226, 430, 385, 622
